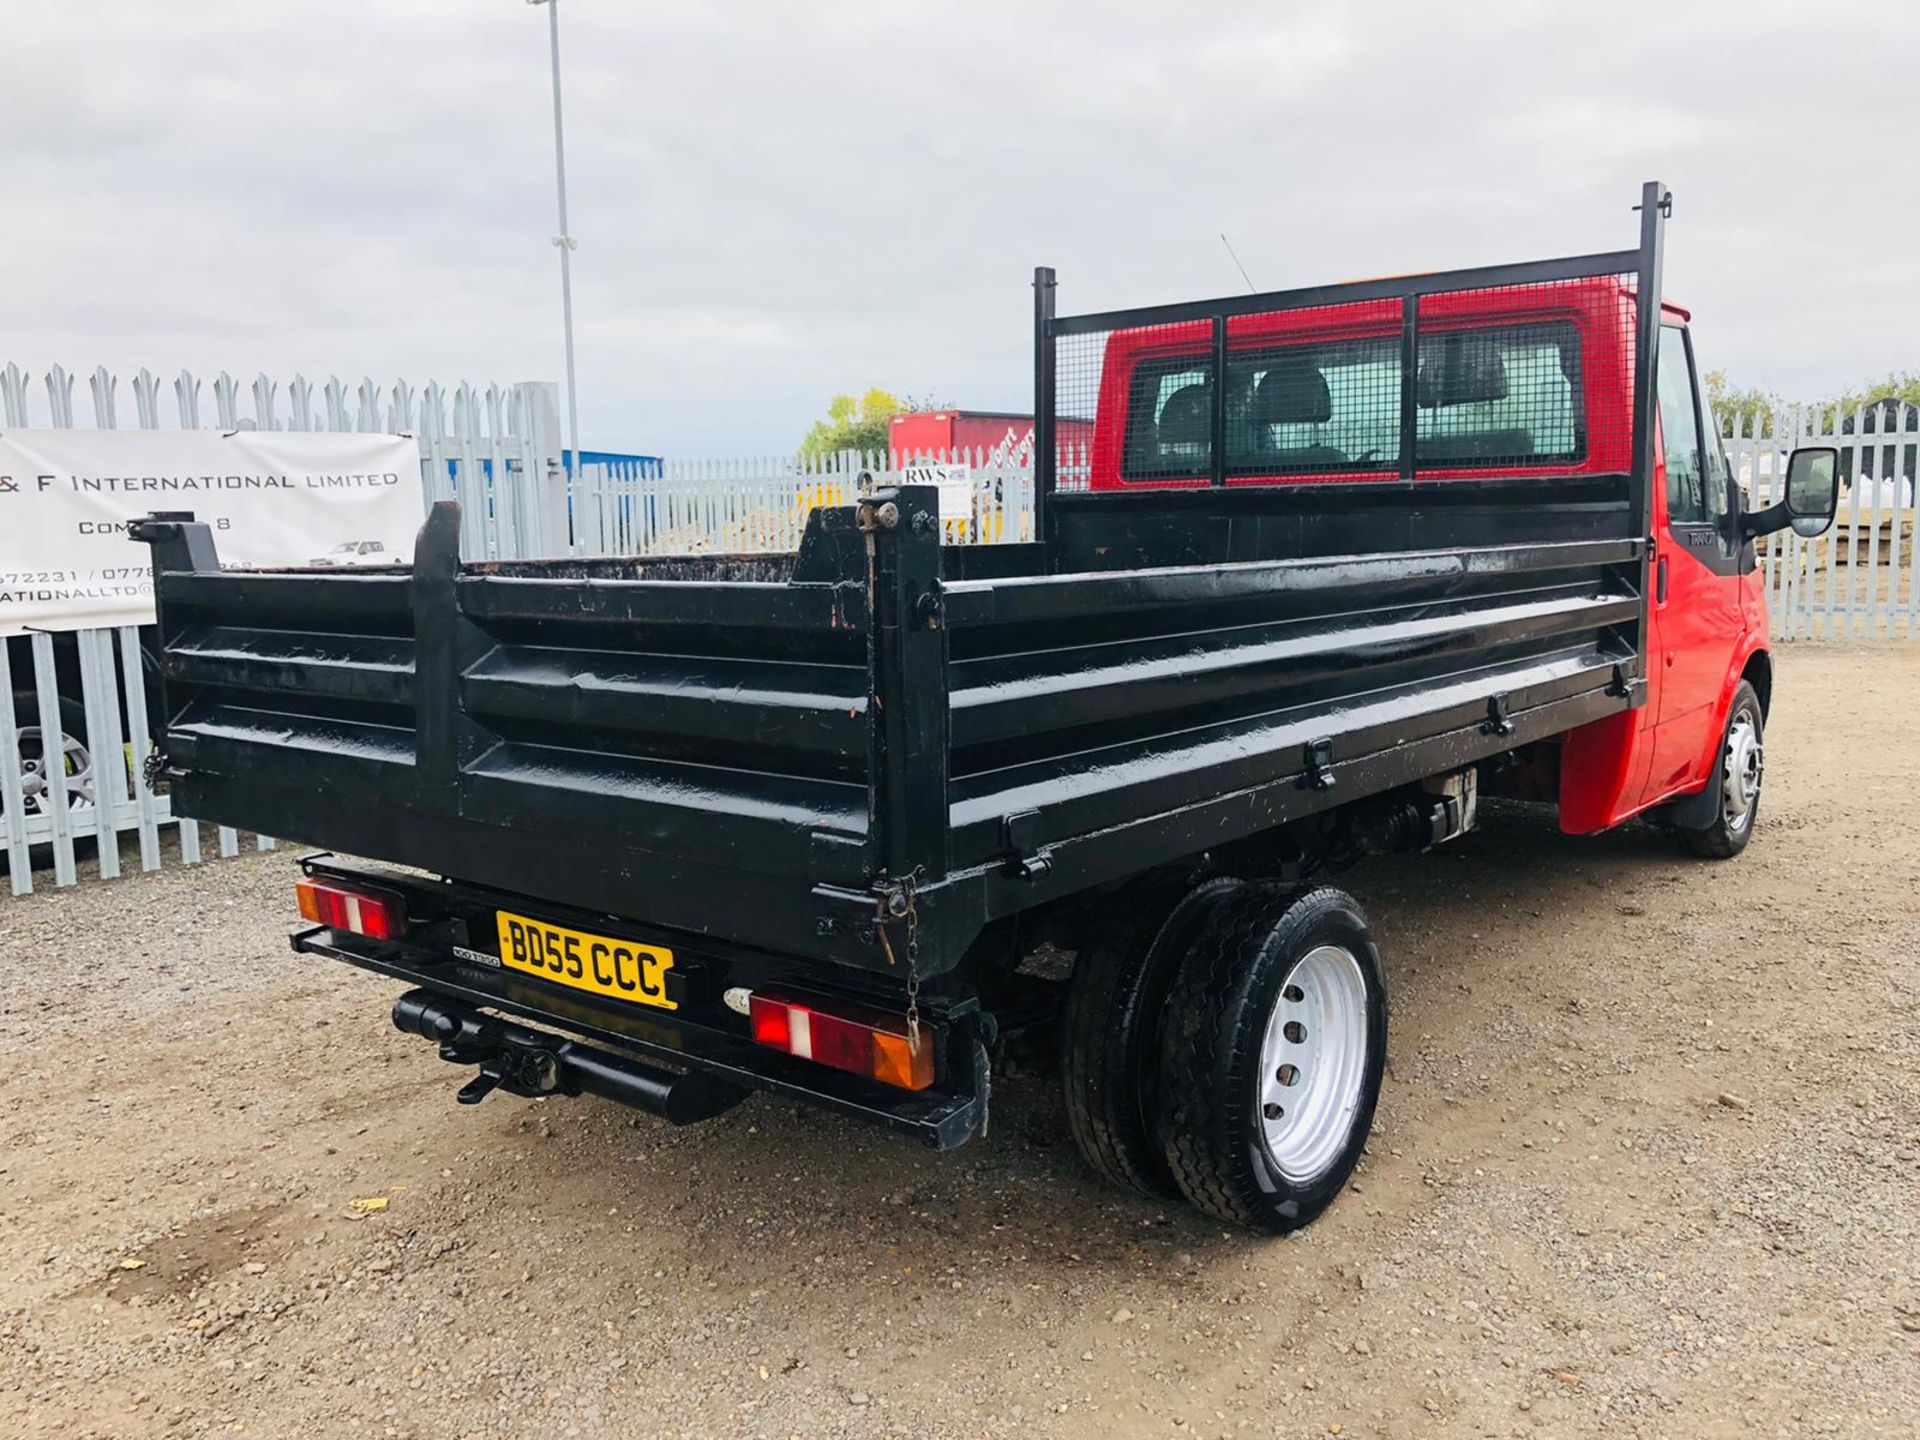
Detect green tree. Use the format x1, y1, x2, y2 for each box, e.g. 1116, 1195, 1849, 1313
1702, 370, 1920, 434
1702, 370, 1777, 436
798, 388, 907, 461
1829, 372, 1920, 419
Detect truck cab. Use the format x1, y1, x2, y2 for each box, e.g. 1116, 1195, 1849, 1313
1638, 311, 1767, 814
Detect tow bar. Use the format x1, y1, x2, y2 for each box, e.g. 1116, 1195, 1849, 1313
391, 989, 749, 1125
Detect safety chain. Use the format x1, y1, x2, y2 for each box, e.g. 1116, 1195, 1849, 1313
904, 881, 922, 1054
874, 868, 924, 1054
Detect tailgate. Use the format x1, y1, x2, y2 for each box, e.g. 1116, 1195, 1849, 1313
132, 502, 899, 969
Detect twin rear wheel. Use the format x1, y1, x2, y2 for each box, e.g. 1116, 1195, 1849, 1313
1061, 688, 1764, 1232
1062, 881, 1387, 1233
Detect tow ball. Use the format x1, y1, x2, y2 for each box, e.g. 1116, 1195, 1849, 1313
390, 989, 747, 1124
452, 1047, 560, 1106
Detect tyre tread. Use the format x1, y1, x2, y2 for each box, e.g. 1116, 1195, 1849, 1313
1060, 876, 1240, 1197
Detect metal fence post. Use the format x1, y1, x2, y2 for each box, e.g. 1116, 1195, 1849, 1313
1032, 266, 1057, 550
1627, 180, 1670, 694
864, 483, 950, 884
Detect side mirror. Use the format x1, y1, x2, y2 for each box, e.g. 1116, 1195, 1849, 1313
1785, 446, 1840, 536
1742, 445, 1840, 539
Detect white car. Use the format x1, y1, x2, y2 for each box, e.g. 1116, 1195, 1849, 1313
307, 540, 391, 567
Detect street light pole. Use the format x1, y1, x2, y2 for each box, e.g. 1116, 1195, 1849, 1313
529, 0, 581, 495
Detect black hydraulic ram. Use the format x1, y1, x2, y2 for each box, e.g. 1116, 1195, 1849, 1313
391, 988, 749, 1124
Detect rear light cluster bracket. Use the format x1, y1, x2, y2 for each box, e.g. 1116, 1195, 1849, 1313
296, 874, 407, 942
748, 991, 936, 1092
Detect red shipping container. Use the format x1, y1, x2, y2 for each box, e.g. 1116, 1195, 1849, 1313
889, 410, 1092, 459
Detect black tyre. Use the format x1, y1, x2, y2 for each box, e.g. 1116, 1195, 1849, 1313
1060, 874, 1245, 1198
1156, 886, 1387, 1233
1682, 679, 1763, 860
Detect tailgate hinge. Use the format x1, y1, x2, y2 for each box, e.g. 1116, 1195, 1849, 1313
912, 580, 944, 631
1297, 737, 1336, 792
1480, 694, 1516, 738
1608, 663, 1648, 704
998, 809, 1053, 881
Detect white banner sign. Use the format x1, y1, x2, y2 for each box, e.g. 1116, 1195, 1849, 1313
899, 463, 975, 522
0, 429, 424, 635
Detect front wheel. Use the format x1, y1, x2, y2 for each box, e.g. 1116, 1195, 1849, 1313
1156, 886, 1387, 1233
1682, 679, 1763, 859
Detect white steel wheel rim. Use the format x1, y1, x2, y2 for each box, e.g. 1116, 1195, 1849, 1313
1257, 944, 1369, 1184
1722, 709, 1762, 833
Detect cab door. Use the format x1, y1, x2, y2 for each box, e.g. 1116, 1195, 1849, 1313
1644, 323, 1745, 799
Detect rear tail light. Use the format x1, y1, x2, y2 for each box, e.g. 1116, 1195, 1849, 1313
748, 993, 934, 1092
296, 876, 406, 941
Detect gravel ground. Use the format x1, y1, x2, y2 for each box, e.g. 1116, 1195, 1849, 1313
2, 644, 1916, 1440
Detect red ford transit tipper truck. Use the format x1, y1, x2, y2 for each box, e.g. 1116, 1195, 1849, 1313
131, 183, 1840, 1232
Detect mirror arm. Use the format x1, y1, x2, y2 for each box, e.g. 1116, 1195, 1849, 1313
1741, 501, 1792, 539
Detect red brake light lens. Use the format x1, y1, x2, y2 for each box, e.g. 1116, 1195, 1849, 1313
296, 877, 405, 941
748, 993, 934, 1092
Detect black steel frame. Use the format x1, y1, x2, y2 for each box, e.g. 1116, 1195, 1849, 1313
1033, 179, 1669, 547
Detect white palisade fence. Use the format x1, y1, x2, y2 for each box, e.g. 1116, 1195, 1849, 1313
570, 443, 1065, 556
1724, 406, 1919, 642
1, 361, 559, 897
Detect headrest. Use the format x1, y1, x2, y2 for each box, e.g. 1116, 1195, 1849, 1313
1157, 383, 1211, 445
1557, 336, 1581, 385
1251, 354, 1333, 424
1418, 334, 1509, 408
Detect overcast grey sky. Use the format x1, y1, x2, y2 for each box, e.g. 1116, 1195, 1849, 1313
5, 0, 1916, 455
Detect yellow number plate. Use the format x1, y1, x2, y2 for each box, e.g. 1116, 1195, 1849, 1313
494, 910, 677, 1011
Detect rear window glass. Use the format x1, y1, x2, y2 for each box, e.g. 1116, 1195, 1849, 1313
1412, 321, 1582, 469
1119, 320, 1584, 479
1121, 363, 1213, 481
1226, 337, 1402, 475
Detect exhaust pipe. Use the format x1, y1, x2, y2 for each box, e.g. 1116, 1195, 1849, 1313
392, 989, 747, 1126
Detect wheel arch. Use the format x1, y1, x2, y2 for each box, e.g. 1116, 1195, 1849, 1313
1740, 647, 1773, 720
1687, 638, 1772, 786
1666, 659, 1767, 835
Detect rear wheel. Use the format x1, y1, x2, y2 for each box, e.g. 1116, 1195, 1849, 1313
1682, 680, 1763, 859
1060, 874, 1245, 1198
1156, 886, 1386, 1232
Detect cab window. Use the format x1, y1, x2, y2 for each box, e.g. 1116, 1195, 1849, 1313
1413, 322, 1582, 468
1657, 325, 1708, 523
1223, 337, 1401, 475
1693, 367, 1730, 520
1221, 321, 1583, 476
1120, 321, 1590, 482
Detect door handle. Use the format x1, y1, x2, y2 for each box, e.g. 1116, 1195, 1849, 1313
1656, 555, 1669, 604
